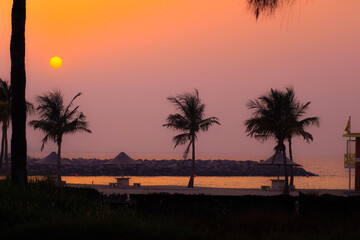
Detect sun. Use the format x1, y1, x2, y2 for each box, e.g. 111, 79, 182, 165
50, 56, 63, 69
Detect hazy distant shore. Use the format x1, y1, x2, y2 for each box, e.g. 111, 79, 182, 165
22, 158, 316, 177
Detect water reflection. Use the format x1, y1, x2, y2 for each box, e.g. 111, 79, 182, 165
0, 174, 353, 190
63, 175, 353, 190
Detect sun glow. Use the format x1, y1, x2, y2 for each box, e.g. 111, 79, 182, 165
50, 56, 63, 69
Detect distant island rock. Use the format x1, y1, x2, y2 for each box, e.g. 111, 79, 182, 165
19, 156, 316, 177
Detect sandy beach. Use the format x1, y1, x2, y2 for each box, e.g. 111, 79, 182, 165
67, 183, 352, 197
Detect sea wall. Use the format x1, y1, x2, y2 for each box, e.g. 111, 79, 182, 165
24, 158, 316, 177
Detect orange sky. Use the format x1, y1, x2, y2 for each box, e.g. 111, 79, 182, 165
0, 0, 360, 159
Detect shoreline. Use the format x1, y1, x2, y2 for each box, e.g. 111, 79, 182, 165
67, 183, 355, 197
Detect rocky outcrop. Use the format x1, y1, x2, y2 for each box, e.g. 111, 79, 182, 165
23, 158, 316, 177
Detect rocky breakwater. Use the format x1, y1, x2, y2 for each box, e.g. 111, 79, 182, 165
26, 158, 316, 177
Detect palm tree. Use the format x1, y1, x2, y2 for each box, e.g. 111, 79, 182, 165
163, 89, 220, 188
284, 88, 319, 187
0, 78, 34, 177
248, 0, 296, 19
245, 88, 297, 195
10, 0, 27, 184
29, 90, 91, 183
0, 79, 11, 176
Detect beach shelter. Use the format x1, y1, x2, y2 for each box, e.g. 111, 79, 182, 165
35, 152, 71, 165
106, 152, 139, 165
259, 152, 301, 179
104, 152, 140, 177
343, 131, 360, 191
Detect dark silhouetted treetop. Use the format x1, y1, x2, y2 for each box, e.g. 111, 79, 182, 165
163, 89, 220, 188
248, 0, 296, 19
30, 90, 91, 182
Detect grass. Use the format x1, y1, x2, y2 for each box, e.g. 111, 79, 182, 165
0, 179, 210, 239
1, 179, 360, 239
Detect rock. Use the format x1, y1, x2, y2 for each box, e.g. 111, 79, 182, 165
23, 158, 316, 177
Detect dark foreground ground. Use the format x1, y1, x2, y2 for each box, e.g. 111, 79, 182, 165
1, 179, 360, 240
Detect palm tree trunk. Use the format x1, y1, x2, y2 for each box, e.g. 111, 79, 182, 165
187, 136, 195, 188
57, 140, 62, 184
4, 124, 9, 178
282, 147, 289, 195
271, 152, 279, 179
0, 128, 4, 173
10, 0, 27, 184
288, 137, 294, 187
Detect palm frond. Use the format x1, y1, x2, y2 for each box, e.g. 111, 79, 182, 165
199, 117, 220, 131
164, 89, 219, 157
29, 120, 57, 133
183, 140, 193, 160
245, 87, 320, 148
167, 96, 190, 118
63, 105, 79, 121
298, 116, 320, 128
163, 114, 189, 130
248, 0, 296, 19
36, 90, 64, 121
30, 90, 91, 150
62, 113, 92, 135
40, 133, 53, 151
172, 133, 191, 148
63, 92, 81, 117
26, 101, 35, 116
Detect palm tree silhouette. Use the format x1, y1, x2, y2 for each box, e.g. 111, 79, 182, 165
29, 90, 91, 183
163, 89, 220, 188
284, 88, 319, 187
0, 79, 11, 176
10, 0, 27, 184
245, 88, 298, 194
248, 0, 296, 19
0, 78, 34, 177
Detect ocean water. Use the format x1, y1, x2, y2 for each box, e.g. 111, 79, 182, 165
33, 152, 352, 190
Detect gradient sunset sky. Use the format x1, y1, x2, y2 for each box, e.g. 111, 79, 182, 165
0, 0, 359, 159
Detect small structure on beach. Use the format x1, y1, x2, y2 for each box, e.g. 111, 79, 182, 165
35, 152, 71, 166
260, 152, 301, 190
260, 153, 301, 168
105, 152, 139, 166
104, 152, 141, 187
33, 152, 71, 181
343, 117, 360, 191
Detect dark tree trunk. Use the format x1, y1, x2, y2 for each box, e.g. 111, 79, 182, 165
288, 137, 294, 187
282, 146, 289, 195
270, 152, 279, 179
4, 123, 9, 177
289, 165, 294, 187
187, 136, 195, 188
0, 127, 4, 173
10, 0, 27, 184
57, 140, 62, 183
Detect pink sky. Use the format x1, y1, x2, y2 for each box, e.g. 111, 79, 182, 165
0, 0, 360, 159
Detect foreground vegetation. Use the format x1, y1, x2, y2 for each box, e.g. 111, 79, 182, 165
1, 180, 360, 239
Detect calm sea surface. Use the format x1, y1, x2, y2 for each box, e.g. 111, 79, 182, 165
29, 152, 353, 190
